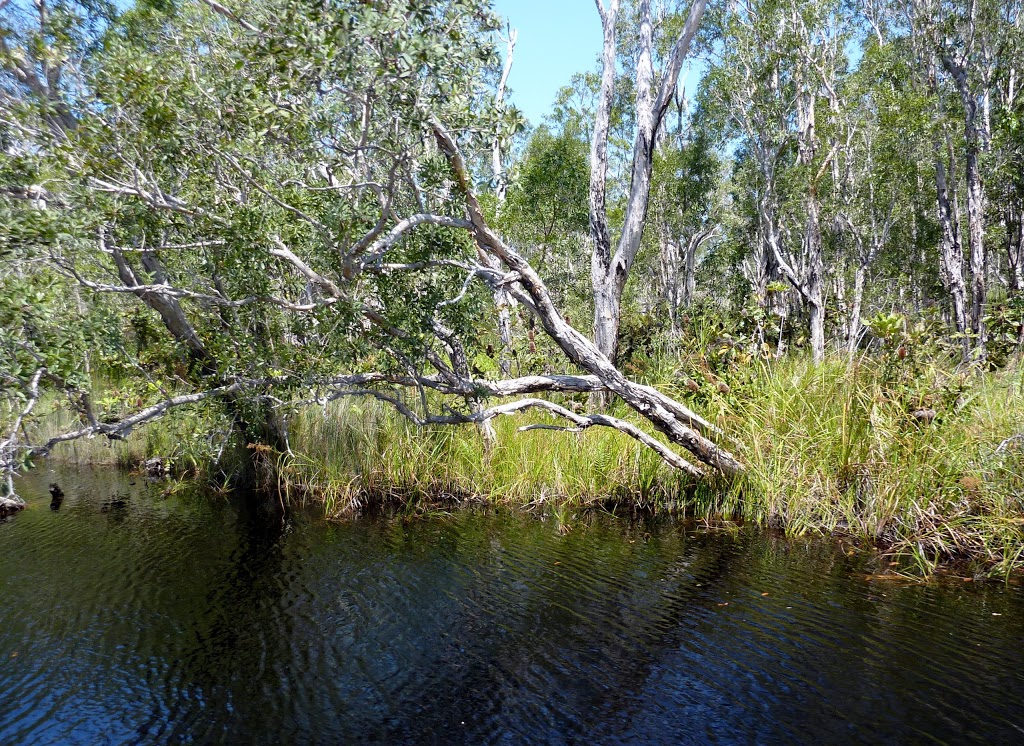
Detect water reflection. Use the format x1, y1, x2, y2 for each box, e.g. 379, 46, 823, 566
1, 466, 1022, 744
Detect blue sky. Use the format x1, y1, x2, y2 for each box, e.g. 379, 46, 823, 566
490, 0, 603, 127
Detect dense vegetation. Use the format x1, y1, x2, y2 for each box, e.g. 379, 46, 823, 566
2, 0, 1024, 573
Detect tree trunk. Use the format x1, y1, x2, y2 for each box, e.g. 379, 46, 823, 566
658, 229, 681, 332
683, 232, 700, 308
588, 0, 619, 361
848, 262, 866, 355
797, 71, 825, 364
592, 272, 622, 366
933, 143, 970, 353
943, 55, 988, 356
588, 0, 707, 363
805, 196, 825, 363
491, 28, 518, 376
1007, 202, 1024, 293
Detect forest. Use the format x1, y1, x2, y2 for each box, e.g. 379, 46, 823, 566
2, 0, 1024, 573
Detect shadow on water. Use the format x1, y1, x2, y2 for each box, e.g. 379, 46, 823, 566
1, 465, 1023, 745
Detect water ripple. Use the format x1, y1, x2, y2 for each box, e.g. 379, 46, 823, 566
2, 468, 1024, 744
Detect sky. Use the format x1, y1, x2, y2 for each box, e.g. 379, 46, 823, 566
490, 0, 603, 128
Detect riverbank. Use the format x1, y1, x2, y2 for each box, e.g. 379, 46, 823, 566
275, 356, 1024, 575
18, 354, 1024, 575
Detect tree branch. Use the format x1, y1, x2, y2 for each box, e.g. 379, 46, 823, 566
430, 121, 742, 477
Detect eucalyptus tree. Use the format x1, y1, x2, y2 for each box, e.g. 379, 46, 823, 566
1, 0, 742, 504
932, 0, 1010, 354
874, 0, 1024, 357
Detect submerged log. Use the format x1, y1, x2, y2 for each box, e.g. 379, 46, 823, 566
49, 483, 65, 511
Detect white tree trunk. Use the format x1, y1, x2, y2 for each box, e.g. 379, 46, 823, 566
588, 0, 707, 362
933, 144, 970, 351
848, 262, 866, 355
797, 72, 825, 363
943, 54, 988, 355
491, 27, 519, 375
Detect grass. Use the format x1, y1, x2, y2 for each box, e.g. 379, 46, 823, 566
721, 357, 1024, 575
281, 396, 685, 517
277, 353, 1024, 576
13, 353, 1024, 576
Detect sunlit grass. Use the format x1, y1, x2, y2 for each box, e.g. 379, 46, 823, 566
11, 353, 1024, 575
280, 354, 1024, 575
283, 397, 687, 517
720, 357, 1024, 575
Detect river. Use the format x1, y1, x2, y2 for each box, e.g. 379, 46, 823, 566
2, 465, 1023, 744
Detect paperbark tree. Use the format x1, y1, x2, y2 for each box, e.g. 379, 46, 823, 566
0, 0, 742, 505
588, 0, 708, 363
489, 25, 519, 376
705, 0, 843, 363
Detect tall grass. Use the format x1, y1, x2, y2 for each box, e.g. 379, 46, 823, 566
721, 357, 1024, 574
16, 354, 1024, 574
283, 397, 687, 517
279, 355, 1024, 574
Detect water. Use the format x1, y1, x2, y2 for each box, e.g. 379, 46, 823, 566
2, 466, 1023, 744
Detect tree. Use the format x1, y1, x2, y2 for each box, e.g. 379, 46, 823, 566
588, 0, 708, 363
703, 0, 843, 362
650, 127, 722, 330
0, 0, 741, 506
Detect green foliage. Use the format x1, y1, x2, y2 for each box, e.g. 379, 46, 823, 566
1, 0, 518, 471
983, 297, 1024, 368
864, 312, 905, 343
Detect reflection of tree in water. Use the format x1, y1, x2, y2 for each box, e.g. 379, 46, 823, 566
368, 516, 754, 744
150, 493, 295, 743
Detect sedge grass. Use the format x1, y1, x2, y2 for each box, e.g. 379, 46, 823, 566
12, 353, 1024, 575
278, 354, 1024, 575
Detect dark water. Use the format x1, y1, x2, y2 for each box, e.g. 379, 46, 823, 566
2, 468, 1024, 744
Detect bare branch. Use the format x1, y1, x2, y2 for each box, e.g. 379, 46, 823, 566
270, 238, 343, 298
431, 121, 742, 476
26, 381, 251, 461
198, 0, 261, 34
357, 213, 472, 264
325, 392, 706, 478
